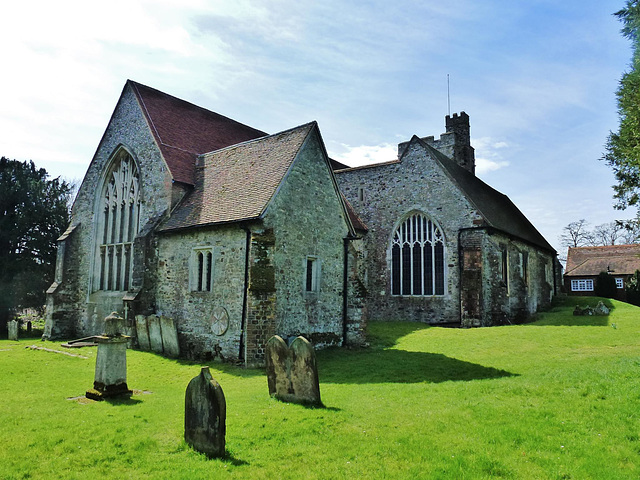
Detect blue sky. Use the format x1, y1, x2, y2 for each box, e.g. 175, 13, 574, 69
0, 0, 631, 254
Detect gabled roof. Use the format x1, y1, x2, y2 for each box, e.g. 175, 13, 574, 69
564, 244, 640, 277
414, 138, 555, 253
159, 122, 317, 232
335, 136, 555, 253
129, 80, 267, 185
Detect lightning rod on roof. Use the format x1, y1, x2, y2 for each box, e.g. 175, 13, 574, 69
447, 74, 451, 117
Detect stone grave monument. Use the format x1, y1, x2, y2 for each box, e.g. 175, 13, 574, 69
7, 319, 19, 341
86, 312, 132, 401
265, 335, 321, 406
184, 367, 226, 458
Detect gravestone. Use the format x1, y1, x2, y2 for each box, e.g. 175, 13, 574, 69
135, 315, 151, 351
7, 319, 18, 341
160, 316, 180, 357
86, 312, 132, 400
147, 315, 164, 353
265, 335, 321, 406
185, 367, 226, 458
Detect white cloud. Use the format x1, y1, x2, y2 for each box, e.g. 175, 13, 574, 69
472, 137, 510, 175
329, 143, 398, 168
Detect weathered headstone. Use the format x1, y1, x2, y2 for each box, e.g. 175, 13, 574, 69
265, 335, 321, 406
266, 335, 293, 399
86, 312, 132, 401
290, 337, 321, 404
160, 316, 180, 357
147, 315, 164, 353
185, 367, 226, 458
594, 301, 610, 316
7, 319, 18, 341
135, 315, 151, 351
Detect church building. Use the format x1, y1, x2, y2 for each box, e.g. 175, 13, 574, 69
44, 80, 559, 365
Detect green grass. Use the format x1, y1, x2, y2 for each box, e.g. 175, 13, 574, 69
1, 296, 640, 479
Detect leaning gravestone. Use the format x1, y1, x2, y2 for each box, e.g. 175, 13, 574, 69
185, 367, 226, 458
135, 315, 151, 351
160, 316, 180, 358
147, 315, 164, 354
265, 335, 321, 406
7, 319, 19, 341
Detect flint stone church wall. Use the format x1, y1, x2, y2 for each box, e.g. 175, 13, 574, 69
45, 85, 175, 338
336, 141, 480, 324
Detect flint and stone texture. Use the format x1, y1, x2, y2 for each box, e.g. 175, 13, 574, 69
86, 313, 132, 400
7, 320, 18, 341
266, 335, 321, 406
336, 118, 558, 327
184, 367, 226, 458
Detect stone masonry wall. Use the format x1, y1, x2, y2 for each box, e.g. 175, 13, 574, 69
45, 84, 175, 338
264, 130, 357, 349
478, 231, 555, 326
336, 140, 481, 324
155, 224, 248, 361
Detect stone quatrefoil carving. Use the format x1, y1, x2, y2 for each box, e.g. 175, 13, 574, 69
265, 335, 321, 406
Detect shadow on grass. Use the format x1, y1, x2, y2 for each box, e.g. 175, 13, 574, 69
525, 296, 614, 327
318, 348, 516, 384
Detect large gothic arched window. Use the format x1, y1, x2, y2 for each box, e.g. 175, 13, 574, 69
391, 213, 445, 296
94, 150, 140, 292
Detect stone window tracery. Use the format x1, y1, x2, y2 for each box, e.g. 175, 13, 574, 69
94, 151, 140, 292
191, 247, 213, 292
391, 213, 445, 296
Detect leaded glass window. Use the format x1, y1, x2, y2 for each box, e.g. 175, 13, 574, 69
94, 151, 140, 292
391, 213, 445, 296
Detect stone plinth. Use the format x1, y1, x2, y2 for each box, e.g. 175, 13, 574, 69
86, 312, 132, 401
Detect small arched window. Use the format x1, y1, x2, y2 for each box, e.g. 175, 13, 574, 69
94, 150, 140, 292
391, 213, 445, 296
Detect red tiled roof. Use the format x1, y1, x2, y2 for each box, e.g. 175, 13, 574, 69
159, 122, 317, 231
564, 244, 640, 276
129, 80, 267, 185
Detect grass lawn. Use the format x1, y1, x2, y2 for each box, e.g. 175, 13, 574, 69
1, 296, 639, 479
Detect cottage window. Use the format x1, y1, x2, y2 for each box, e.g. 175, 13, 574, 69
191, 247, 214, 292
616, 277, 624, 289
521, 251, 528, 286
305, 256, 319, 292
94, 150, 140, 292
391, 213, 445, 296
571, 279, 594, 291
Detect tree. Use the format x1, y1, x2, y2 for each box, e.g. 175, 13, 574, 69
559, 219, 591, 248
604, 1, 640, 210
590, 221, 624, 246
595, 271, 618, 298
0, 157, 71, 333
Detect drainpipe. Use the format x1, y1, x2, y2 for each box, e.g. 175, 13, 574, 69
239, 225, 251, 362
342, 237, 350, 346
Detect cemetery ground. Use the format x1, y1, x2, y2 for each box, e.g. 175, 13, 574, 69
1, 297, 640, 479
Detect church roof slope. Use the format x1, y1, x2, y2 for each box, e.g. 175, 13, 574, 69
129, 80, 267, 185
416, 138, 556, 253
564, 244, 640, 277
159, 122, 317, 232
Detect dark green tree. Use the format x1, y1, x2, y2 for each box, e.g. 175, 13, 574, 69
0, 157, 71, 333
626, 269, 640, 305
595, 271, 618, 298
605, 1, 640, 209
